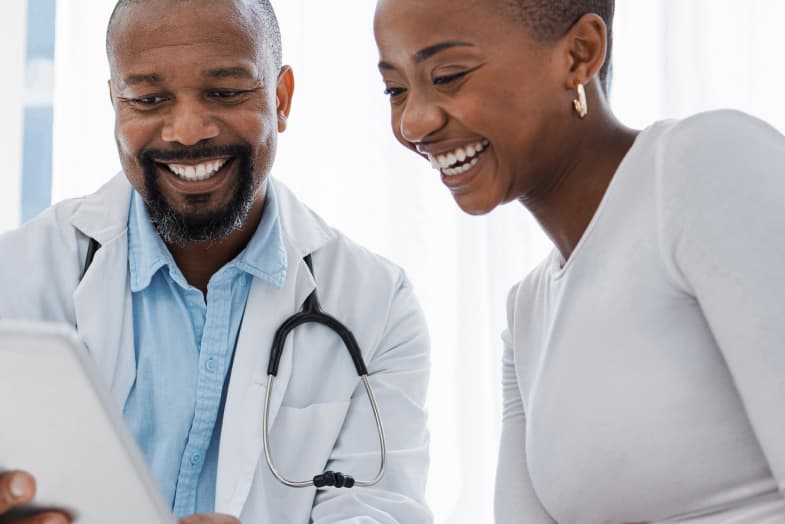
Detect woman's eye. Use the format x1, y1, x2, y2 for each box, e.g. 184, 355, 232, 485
383, 86, 407, 98
433, 71, 468, 86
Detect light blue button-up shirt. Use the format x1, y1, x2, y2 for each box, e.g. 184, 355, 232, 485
123, 185, 287, 517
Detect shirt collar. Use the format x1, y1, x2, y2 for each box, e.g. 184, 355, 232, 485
127, 182, 288, 293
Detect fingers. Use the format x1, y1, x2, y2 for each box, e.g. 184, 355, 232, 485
179, 513, 241, 524
0, 471, 36, 513
20, 513, 70, 524
0, 472, 70, 523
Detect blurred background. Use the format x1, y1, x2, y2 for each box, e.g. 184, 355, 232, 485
2, 1, 784, 522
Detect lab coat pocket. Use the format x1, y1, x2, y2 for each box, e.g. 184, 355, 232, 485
269, 400, 351, 482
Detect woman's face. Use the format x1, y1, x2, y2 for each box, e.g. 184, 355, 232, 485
374, 0, 574, 215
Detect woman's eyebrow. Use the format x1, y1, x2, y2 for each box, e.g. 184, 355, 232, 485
378, 40, 475, 70
412, 40, 475, 63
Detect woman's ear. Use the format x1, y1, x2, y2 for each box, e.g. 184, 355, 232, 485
564, 13, 607, 89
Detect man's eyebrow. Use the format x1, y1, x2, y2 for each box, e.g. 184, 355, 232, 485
378, 40, 476, 70
123, 73, 164, 86
205, 67, 258, 80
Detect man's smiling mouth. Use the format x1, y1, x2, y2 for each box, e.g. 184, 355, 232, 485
159, 158, 231, 182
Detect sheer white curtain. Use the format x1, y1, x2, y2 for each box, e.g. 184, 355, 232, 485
50, 1, 785, 522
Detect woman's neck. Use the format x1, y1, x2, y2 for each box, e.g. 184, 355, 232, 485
522, 107, 639, 262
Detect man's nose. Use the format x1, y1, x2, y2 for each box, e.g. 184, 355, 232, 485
161, 99, 220, 146
399, 92, 447, 144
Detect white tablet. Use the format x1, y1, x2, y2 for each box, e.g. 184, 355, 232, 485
0, 321, 176, 524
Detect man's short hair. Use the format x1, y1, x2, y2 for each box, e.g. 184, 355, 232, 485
106, 0, 283, 71
502, 0, 614, 92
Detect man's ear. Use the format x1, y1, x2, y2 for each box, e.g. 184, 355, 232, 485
275, 65, 295, 132
563, 13, 607, 90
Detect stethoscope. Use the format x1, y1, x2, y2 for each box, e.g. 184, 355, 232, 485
263, 254, 386, 489
81, 240, 386, 490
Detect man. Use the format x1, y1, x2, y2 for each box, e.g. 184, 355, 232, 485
0, 1, 431, 522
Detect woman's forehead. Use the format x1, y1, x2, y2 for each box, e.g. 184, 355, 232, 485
374, 0, 531, 59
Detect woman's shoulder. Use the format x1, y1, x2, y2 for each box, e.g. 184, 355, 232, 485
653, 109, 784, 165
646, 110, 785, 200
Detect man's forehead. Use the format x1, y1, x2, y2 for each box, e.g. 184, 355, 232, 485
108, 1, 273, 74
113, 0, 260, 36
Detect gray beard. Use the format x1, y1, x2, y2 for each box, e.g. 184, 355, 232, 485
146, 192, 254, 246
139, 146, 256, 246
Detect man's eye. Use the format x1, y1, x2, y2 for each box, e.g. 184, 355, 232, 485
209, 90, 245, 99
383, 86, 406, 98
433, 71, 468, 86
129, 96, 168, 106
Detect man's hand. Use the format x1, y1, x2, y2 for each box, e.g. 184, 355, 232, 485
0, 471, 69, 523
179, 514, 240, 524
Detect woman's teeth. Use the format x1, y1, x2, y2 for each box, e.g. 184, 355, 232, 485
166, 159, 228, 181
429, 140, 489, 176
443, 158, 479, 176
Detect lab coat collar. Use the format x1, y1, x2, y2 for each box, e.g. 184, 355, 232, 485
69, 173, 334, 271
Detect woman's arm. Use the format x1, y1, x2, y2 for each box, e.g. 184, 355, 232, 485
495, 287, 557, 523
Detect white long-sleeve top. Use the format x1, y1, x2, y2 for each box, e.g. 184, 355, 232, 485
496, 110, 785, 523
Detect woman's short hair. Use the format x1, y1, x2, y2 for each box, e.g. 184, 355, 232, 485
502, 0, 615, 92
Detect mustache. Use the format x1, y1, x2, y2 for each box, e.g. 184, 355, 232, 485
140, 144, 251, 164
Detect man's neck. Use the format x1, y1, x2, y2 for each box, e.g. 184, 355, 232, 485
167, 196, 265, 295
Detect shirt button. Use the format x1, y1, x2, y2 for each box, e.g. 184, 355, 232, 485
205, 358, 217, 373
190, 452, 202, 465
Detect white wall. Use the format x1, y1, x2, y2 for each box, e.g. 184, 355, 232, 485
0, 1, 28, 233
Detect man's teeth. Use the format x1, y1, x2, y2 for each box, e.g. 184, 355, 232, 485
166, 159, 228, 181
429, 140, 490, 174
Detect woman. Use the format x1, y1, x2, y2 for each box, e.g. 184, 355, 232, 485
374, 0, 785, 522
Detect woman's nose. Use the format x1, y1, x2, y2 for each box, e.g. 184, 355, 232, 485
398, 92, 447, 144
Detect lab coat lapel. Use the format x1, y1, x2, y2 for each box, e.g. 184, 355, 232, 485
216, 179, 334, 516
215, 252, 315, 516
70, 174, 136, 409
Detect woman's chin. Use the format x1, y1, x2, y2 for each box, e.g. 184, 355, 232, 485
453, 193, 500, 216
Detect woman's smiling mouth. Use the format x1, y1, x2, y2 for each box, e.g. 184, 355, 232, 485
426, 139, 490, 176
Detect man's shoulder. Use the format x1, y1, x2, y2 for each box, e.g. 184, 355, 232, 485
0, 175, 131, 321
0, 200, 83, 320
0, 197, 83, 262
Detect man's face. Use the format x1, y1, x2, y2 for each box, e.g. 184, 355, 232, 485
109, 0, 292, 244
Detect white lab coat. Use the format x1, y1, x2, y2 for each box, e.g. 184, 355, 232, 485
0, 174, 432, 523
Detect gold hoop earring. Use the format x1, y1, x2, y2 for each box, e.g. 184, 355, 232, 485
573, 83, 588, 119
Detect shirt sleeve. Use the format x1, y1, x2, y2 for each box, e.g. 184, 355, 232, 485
310, 273, 432, 524
494, 286, 557, 523
657, 110, 785, 496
